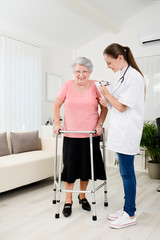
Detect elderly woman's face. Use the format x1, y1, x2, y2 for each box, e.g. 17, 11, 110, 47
73, 64, 90, 86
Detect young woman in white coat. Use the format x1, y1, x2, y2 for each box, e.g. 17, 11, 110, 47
100, 43, 145, 229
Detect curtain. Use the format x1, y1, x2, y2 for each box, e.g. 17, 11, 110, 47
0, 35, 41, 132
136, 55, 160, 121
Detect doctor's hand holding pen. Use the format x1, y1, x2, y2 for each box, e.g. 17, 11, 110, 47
99, 83, 110, 97
99, 83, 127, 113
99, 84, 109, 107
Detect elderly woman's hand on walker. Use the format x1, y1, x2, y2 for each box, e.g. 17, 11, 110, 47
94, 123, 103, 136
54, 124, 63, 135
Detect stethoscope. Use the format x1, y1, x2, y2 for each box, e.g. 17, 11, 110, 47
101, 65, 130, 101
112, 65, 130, 95
118, 65, 130, 83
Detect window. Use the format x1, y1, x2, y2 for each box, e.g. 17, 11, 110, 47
136, 55, 160, 121
0, 35, 41, 132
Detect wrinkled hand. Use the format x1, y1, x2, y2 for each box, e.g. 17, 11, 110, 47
94, 124, 103, 136
100, 97, 108, 107
54, 124, 63, 135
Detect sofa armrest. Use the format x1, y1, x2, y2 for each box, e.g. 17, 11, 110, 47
40, 137, 62, 153
40, 137, 55, 152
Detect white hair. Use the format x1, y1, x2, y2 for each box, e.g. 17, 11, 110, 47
71, 57, 93, 73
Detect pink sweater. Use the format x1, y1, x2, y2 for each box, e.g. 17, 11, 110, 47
57, 80, 101, 138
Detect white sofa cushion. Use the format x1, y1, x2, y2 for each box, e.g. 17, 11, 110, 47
0, 150, 54, 192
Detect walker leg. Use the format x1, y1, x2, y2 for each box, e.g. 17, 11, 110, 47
92, 215, 97, 221
91, 194, 97, 221
53, 135, 58, 204
53, 189, 57, 204
55, 213, 60, 218
102, 130, 108, 207
90, 133, 97, 221
104, 181, 108, 207
55, 182, 61, 218
55, 134, 64, 219
55, 198, 60, 218
55, 177, 61, 218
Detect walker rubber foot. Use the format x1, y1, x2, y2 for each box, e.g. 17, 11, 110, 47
52, 200, 56, 204
92, 215, 97, 221
55, 213, 60, 219
104, 202, 108, 207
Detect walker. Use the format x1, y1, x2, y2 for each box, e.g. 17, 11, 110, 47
52, 130, 108, 221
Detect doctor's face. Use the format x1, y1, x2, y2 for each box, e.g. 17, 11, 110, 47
104, 54, 121, 73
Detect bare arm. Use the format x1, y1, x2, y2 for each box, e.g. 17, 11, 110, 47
95, 103, 108, 136
53, 97, 64, 135
98, 104, 108, 124
99, 84, 127, 112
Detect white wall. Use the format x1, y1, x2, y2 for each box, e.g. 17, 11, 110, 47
76, 2, 160, 76
41, 46, 72, 125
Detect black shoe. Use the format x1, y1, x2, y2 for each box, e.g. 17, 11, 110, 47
62, 203, 72, 217
78, 195, 91, 211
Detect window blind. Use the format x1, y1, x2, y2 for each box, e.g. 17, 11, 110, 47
0, 35, 41, 132
136, 55, 160, 121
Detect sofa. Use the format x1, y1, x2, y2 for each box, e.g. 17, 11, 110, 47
0, 131, 61, 193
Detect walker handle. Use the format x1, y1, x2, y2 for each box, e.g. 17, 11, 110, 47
58, 130, 97, 134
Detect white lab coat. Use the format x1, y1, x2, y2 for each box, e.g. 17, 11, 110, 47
106, 66, 145, 155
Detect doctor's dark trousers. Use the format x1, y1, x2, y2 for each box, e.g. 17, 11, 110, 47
117, 153, 136, 216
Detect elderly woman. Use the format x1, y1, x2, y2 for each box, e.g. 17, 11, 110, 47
53, 57, 107, 217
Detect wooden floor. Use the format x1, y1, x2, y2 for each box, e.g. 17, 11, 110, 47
0, 166, 160, 240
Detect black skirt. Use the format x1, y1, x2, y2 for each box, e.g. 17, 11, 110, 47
61, 136, 107, 183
